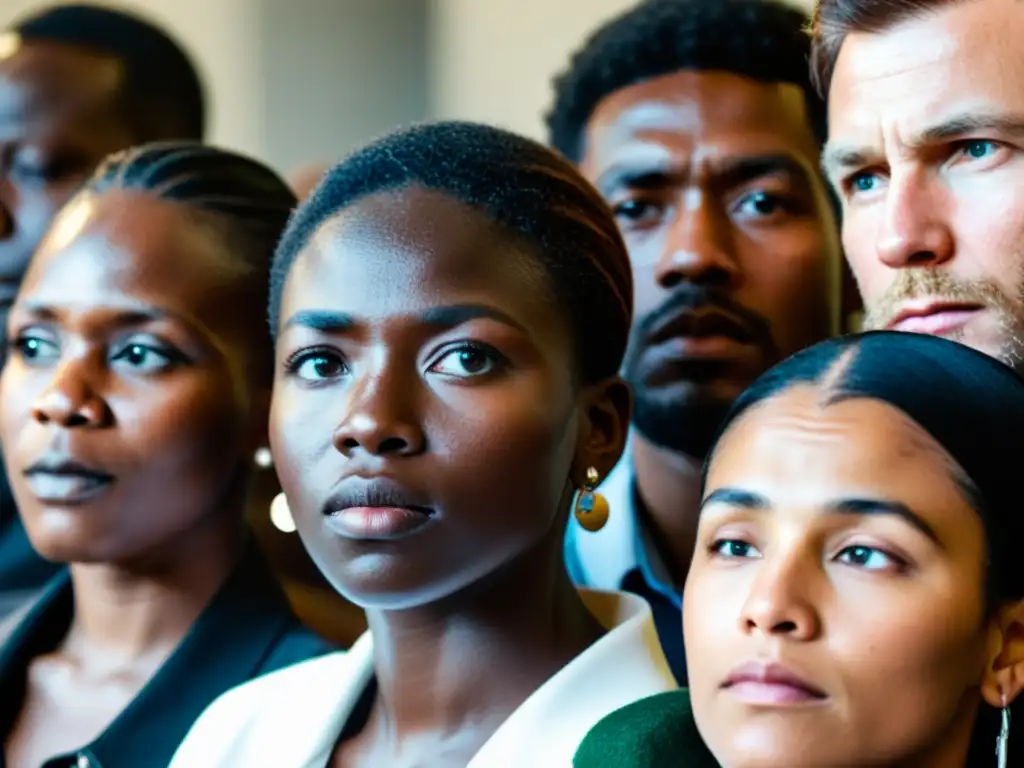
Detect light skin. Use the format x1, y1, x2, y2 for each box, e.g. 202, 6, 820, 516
0, 191, 266, 768
271, 185, 629, 767
684, 385, 1024, 768
580, 70, 840, 583
0, 40, 137, 358
825, 0, 1024, 365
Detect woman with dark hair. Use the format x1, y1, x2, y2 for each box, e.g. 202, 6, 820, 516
0, 142, 331, 768
574, 330, 1024, 767
170, 121, 677, 767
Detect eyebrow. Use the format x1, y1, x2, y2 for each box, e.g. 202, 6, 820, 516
701, 486, 940, 544
283, 303, 528, 333
19, 303, 172, 328
822, 110, 1024, 176
596, 154, 808, 196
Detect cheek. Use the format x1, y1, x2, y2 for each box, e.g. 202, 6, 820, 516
948, 178, 1024, 293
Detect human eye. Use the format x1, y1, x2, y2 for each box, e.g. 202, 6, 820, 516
611, 197, 668, 229
710, 538, 762, 560
428, 343, 506, 379
12, 333, 59, 365
283, 347, 348, 383
834, 544, 907, 573
109, 341, 180, 374
734, 191, 798, 220
844, 170, 884, 198
956, 139, 1000, 161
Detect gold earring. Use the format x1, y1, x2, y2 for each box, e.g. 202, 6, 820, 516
269, 492, 296, 533
574, 466, 609, 532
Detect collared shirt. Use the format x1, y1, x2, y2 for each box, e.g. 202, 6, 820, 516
168, 589, 678, 768
0, 541, 333, 768
564, 443, 687, 684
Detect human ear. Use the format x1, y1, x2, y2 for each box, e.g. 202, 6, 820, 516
981, 600, 1024, 708
572, 374, 632, 482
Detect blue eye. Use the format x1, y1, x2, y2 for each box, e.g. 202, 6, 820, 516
961, 140, 997, 160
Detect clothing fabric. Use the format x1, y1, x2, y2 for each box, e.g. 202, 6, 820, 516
564, 442, 687, 683
168, 589, 678, 768
572, 689, 719, 767
0, 542, 333, 768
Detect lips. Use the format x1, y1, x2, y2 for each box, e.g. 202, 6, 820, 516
722, 661, 826, 706
885, 301, 983, 336
321, 477, 434, 540
22, 456, 115, 505
649, 307, 753, 347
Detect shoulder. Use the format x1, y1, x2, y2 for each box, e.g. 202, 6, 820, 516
169, 650, 354, 766
573, 690, 718, 767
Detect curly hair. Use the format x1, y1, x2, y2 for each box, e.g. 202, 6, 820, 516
547, 0, 824, 163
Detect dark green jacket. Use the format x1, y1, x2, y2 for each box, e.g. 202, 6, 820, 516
574, 689, 720, 767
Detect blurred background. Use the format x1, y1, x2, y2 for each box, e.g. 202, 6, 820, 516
0, 0, 814, 175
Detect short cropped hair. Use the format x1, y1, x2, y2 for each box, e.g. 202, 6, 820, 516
547, 0, 825, 163
270, 121, 633, 385
810, 0, 955, 98
13, 3, 206, 140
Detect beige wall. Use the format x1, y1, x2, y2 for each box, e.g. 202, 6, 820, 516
429, 0, 817, 141
0, 0, 430, 172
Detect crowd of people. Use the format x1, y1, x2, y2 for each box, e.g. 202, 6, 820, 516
0, 0, 1021, 766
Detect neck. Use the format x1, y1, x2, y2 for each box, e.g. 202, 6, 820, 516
63, 507, 245, 662
632, 434, 703, 586
362, 532, 604, 742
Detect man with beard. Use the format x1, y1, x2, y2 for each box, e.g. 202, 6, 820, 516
814, 0, 1024, 369
0, 4, 205, 613
548, 0, 844, 682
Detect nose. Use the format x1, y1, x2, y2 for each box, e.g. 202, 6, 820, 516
332, 362, 426, 459
738, 550, 820, 641
875, 172, 954, 269
30, 360, 111, 429
655, 194, 741, 290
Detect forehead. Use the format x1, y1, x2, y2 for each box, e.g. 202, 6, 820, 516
707, 386, 967, 507
581, 69, 819, 174
22, 191, 244, 326
0, 39, 123, 134
282, 186, 557, 322
828, 0, 1024, 147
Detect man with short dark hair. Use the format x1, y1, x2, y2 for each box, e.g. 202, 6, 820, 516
815, 0, 1024, 370
0, 3, 206, 607
549, 0, 844, 682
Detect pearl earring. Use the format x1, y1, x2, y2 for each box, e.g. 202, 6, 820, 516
269, 492, 296, 533
254, 447, 273, 469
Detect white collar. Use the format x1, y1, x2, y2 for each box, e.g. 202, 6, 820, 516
169, 589, 677, 768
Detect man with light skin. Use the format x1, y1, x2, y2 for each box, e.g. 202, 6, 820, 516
815, 0, 1024, 367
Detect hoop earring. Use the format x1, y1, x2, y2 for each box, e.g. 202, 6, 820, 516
269, 492, 296, 533
574, 466, 609, 532
997, 695, 1011, 768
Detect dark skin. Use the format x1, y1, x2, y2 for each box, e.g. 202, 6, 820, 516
0, 191, 268, 768
579, 70, 842, 585
271, 186, 631, 767
0, 41, 137, 358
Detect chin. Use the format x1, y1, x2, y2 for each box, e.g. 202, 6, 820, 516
309, 551, 488, 612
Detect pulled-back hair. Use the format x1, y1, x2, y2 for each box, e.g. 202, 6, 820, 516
85, 141, 296, 297
810, 0, 956, 98
270, 121, 633, 386
707, 330, 1024, 762
547, 0, 825, 163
